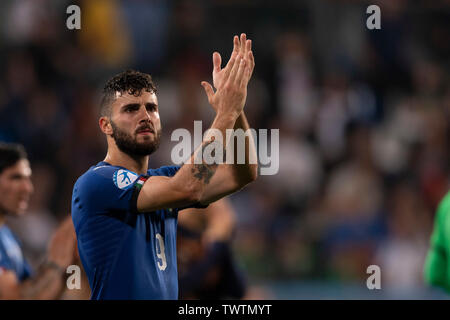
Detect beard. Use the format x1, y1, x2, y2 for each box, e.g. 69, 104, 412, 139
110, 120, 161, 156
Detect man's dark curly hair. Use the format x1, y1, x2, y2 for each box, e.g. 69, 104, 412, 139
100, 69, 157, 117
0, 143, 27, 175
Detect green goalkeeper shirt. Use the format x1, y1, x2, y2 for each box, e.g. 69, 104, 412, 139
424, 191, 450, 292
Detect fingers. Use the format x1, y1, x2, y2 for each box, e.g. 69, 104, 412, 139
239, 34, 253, 75
223, 36, 239, 72
235, 57, 247, 86
222, 52, 239, 82
234, 35, 239, 54
223, 34, 250, 72
243, 37, 252, 68
213, 52, 221, 73
220, 34, 254, 84
239, 33, 252, 57
246, 38, 251, 54
228, 54, 244, 84
240, 33, 246, 54
238, 51, 254, 87
247, 50, 255, 79
201, 81, 215, 103
241, 63, 252, 87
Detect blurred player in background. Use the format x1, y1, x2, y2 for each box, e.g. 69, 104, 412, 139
71, 33, 257, 299
424, 192, 450, 293
0, 142, 77, 299
177, 198, 247, 299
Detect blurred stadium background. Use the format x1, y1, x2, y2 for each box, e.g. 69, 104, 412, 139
0, 0, 449, 299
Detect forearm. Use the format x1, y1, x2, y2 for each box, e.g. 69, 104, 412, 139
230, 112, 258, 183
195, 113, 258, 205
172, 112, 238, 202
139, 37, 251, 210
204, 198, 236, 243
20, 263, 66, 300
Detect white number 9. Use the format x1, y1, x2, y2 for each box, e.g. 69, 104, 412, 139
155, 233, 167, 271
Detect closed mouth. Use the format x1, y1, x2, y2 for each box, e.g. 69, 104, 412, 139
136, 128, 154, 134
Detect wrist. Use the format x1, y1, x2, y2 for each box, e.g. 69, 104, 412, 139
43, 258, 66, 274
216, 110, 240, 122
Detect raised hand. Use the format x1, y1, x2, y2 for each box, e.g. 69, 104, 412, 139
209, 33, 254, 91
202, 51, 249, 118
201, 33, 255, 116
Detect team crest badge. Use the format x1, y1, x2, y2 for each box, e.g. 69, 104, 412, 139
113, 169, 138, 190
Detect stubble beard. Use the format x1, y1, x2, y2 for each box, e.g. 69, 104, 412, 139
110, 120, 161, 157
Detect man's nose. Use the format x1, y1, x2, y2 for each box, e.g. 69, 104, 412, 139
138, 105, 152, 122
23, 178, 34, 195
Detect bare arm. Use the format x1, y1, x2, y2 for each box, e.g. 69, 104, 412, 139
231, 112, 258, 183
203, 198, 236, 244
0, 217, 77, 300
0, 264, 66, 300
137, 113, 235, 212
137, 42, 251, 212
179, 198, 236, 244
224, 34, 258, 185
196, 34, 258, 204
197, 112, 258, 204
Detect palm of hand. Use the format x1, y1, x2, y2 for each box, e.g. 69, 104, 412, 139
212, 68, 226, 90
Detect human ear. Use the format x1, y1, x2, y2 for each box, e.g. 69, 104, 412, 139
99, 117, 113, 135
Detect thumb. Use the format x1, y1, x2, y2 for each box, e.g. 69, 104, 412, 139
213, 52, 222, 73
201, 81, 214, 102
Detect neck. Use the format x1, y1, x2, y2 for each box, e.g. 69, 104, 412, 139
104, 147, 149, 175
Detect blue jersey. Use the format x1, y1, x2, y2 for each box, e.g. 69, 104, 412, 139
0, 225, 32, 281
72, 161, 201, 300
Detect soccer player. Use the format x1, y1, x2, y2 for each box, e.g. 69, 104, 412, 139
0, 142, 77, 299
71, 33, 257, 299
424, 192, 450, 293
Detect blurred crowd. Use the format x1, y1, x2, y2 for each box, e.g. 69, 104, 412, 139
0, 0, 449, 295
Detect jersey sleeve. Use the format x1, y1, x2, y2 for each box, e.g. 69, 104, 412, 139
424, 193, 450, 292
72, 166, 148, 227
11, 233, 33, 282
0, 249, 8, 271
152, 165, 181, 177
19, 259, 32, 282
0, 233, 32, 282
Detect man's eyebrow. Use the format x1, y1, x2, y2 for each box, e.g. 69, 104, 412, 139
121, 103, 140, 111
9, 173, 29, 179
145, 102, 158, 108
